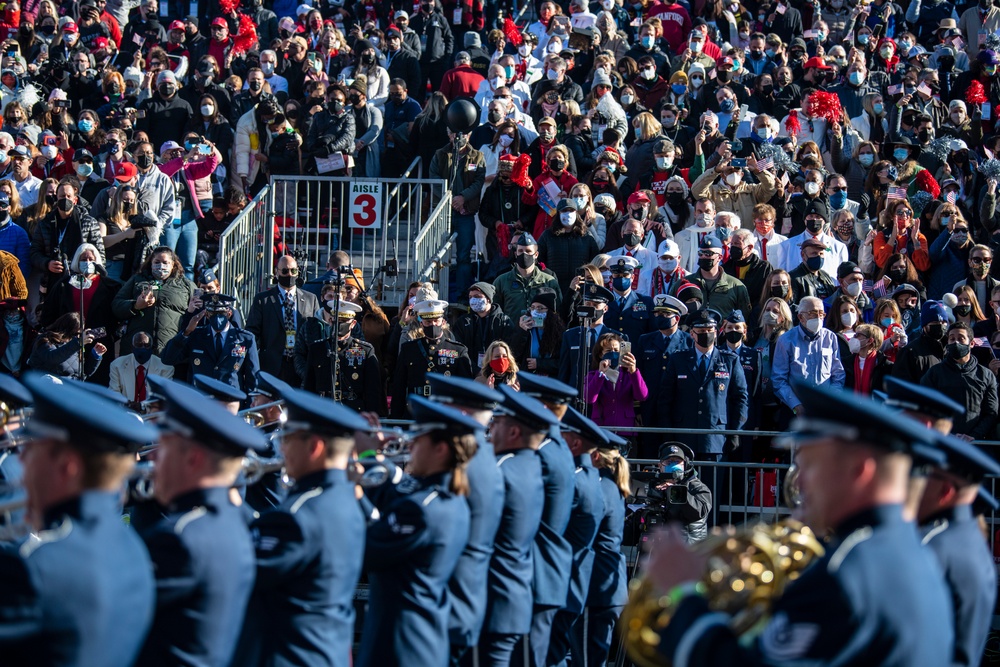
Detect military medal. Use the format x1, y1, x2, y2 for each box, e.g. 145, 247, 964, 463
352, 373, 359, 380
193, 358, 201, 365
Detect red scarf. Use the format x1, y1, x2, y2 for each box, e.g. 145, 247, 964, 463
853, 351, 877, 394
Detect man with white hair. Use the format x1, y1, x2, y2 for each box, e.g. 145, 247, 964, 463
256, 49, 288, 97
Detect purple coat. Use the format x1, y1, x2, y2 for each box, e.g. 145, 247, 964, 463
585, 368, 648, 434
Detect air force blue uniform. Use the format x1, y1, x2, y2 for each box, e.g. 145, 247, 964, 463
605, 290, 654, 344
161, 324, 260, 394
637, 328, 693, 430
657, 347, 749, 457
358, 469, 471, 667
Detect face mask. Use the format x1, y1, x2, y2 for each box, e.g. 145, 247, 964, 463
205, 312, 228, 331
133, 347, 152, 364
602, 351, 621, 368
261, 62, 275, 76
805, 255, 824, 272
466, 296, 488, 313
805, 218, 825, 234
859, 153, 875, 167
717, 70, 732, 84
612, 276, 631, 291
504, 66, 515, 79
489, 109, 503, 124
698, 256, 717, 271
45, 193, 56, 206
76, 162, 93, 178
560, 211, 576, 226
954, 304, 973, 317
641, 67, 656, 80
151, 262, 170, 279
716, 227, 732, 241
879, 47, 893, 59
530, 310, 547, 321
57, 197, 74, 212
848, 71, 864, 85
640, 35, 654, 49
765, 48, 776, 58
690, 76, 704, 89
878, 316, 895, 328
723, 330, 743, 345
658, 258, 677, 273
331, 101, 345, 114
719, 98, 735, 112
918, 129, 934, 143
41, 145, 57, 160
694, 213, 709, 227
893, 148, 909, 162
725, 172, 741, 186
547, 69, 560, 80
489, 357, 511, 375
666, 192, 685, 207
670, 83, 686, 96
624, 232, 641, 247
550, 158, 566, 171
137, 154, 154, 170
829, 191, 847, 210
848, 336, 862, 354
516, 253, 536, 269
422, 323, 443, 339
844, 281, 862, 298
804, 181, 821, 196
695, 331, 716, 347
600, 270, 612, 284
887, 268, 907, 283
952, 231, 968, 245
764, 311, 780, 325
634, 127, 642, 139
947, 342, 971, 360
159, 84, 176, 97
803, 317, 822, 333
690, 41, 702, 52
653, 314, 676, 330
78, 260, 95, 276
926, 322, 946, 340
78, 118, 94, 133
858, 34, 871, 45
519, 45, 530, 56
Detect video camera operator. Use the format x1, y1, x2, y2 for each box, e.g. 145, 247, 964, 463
631, 442, 712, 543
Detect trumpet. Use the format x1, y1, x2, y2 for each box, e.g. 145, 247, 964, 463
620, 520, 825, 667
127, 452, 289, 502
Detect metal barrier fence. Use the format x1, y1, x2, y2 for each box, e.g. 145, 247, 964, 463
216, 186, 274, 312
270, 161, 453, 307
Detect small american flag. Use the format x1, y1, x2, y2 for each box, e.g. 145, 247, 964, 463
946, 191, 958, 204
887, 186, 908, 201
756, 156, 774, 171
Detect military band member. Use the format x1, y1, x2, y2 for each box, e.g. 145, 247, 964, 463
357, 396, 480, 667
547, 406, 607, 667
161, 293, 260, 396
296, 299, 386, 414
425, 373, 505, 665
243, 371, 292, 514
390, 298, 473, 418
0, 374, 32, 531
478, 385, 555, 666
236, 385, 371, 667
0, 372, 158, 666
193, 372, 247, 413
137, 376, 269, 667
646, 382, 953, 666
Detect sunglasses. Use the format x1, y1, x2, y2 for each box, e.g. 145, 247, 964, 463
278, 268, 299, 275
972, 257, 991, 265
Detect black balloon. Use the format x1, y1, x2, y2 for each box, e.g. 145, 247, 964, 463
446, 98, 481, 134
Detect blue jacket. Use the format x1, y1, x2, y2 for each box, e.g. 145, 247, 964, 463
657, 347, 749, 455
0, 219, 30, 280
139, 486, 256, 667
485, 447, 544, 634
532, 428, 577, 608
637, 328, 693, 426
359, 470, 470, 667
448, 438, 505, 647
921, 504, 996, 667
161, 325, 260, 395
562, 454, 605, 614
927, 232, 971, 301
587, 470, 628, 608
604, 291, 654, 346
658, 505, 953, 666
0, 492, 154, 667
239, 468, 366, 667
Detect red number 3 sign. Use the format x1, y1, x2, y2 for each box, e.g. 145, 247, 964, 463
349, 182, 382, 229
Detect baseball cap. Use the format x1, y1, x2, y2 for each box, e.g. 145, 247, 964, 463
114, 162, 138, 182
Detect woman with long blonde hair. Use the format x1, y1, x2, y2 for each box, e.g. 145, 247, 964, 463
476, 340, 519, 389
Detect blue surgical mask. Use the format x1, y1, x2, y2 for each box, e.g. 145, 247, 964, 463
765, 48, 776, 58
671, 83, 686, 95
858, 33, 871, 45
504, 65, 514, 78
78, 119, 94, 133
873, 103, 884, 115
184, 140, 195, 151
634, 126, 642, 139
848, 71, 864, 85
716, 226, 732, 241
602, 350, 621, 367
859, 153, 875, 166
941, 215, 951, 226
719, 98, 735, 112
572, 196, 588, 210
880, 316, 893, 327
893, 148, 909, 162
830, 191, 848, 210
663, 461, 684, 476
612, 276, 631, 291
640, 35, 654, 48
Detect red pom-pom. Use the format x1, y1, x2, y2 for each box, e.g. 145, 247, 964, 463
231, 13, 258, 54
497, 223, 513, 257
784, 112, 801, 136
217, 0, 239, 14
504, 17, 523, 47
806, 91, 843, 125
512, 153, 532, 188
967, 80, 988, 105
915, 169, 941, 199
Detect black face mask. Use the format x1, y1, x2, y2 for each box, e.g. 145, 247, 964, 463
488, 109, 502, 123
515, 253, 536, 269
337, 320, 354, 337
623, 232, 641, 247
44, 193, 57, 206
277, 274, 296, 288
724, 330, 743, 344
549, 159, 565, 171
56, 197, 75, 213
887, 268, 907, 283
805, 218, 824, 233
925, 322, 946, 340
760, 84, 773, 95
136, 154, 154, 170
716, 70, 731, 83
771, 284, 789, 298
947, 341, 970, 360
667, 191, 685, 207
330, 101, 345, 113
653, 314, 676, 330
734, 248, 752, 266
954, 304, 972, 317
248, 79, 263, 92
695, 331, 716, 347
698, 257, 716, 272
209, 313, 228, 331
422, 323, 443, 339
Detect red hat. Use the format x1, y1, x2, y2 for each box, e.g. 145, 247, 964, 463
92, 35, 109, 50
210, 16, 228, 28
803, 56, 832, 70
169, 19, 185, 30
718, 56, 734, 68
63, 21, 79, 33
114, 162, 138, 182
628, 191, 651, 205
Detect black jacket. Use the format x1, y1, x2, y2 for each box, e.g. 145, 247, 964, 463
135, 93, 194, 154
920, 356, 999, 440
410, 10, 454, 65
451, 306, 515, 363
723, 253, 773, 306
893, 333, 944, 384
789, 263, 836, 303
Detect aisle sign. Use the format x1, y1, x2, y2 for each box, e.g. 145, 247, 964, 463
349, 182, 382, 229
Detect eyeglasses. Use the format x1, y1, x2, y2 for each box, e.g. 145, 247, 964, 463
800, 309, 825, 318
972, 257, 991, 265
136, 151, 154, 157
954, 227, 969, 232
697, 251, 721, 258
895, 209, 913, 218
754, 217, 774, 224
278, 267, 299, 275
148, 61, 162, 67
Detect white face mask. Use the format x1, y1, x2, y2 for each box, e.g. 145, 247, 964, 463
848, 336, 862, 354
695, 213, 711, 227
804, 181, 821, 195
763, 311, 779, 325
41, 145, 58, 160
79, 260, 96, 275
641, 68, 655, 80
840, 311, 858, 327
655, 156, 673, 170
499, 134, 513, 147
530, 309, 548, 320
620, 94, 634, 105
151, 262, 171, 279
658, 258, 678, 272
803, 316, 822, 333
560, 211, 576, 226
725, 171, 741, 186
201, 104, 215, 116
493, 76, 505, 88
469, 296, 488, 312
845, 281, 862, 297
690, 41, 703, 52
519, 44, 531, 56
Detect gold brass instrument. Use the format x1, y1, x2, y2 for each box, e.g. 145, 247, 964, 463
783, 464, 802, 509
127, 452, 288, 502
620, 519, 825, 667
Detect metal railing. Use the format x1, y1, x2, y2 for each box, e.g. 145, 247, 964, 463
216, 186, 274, 312
269, 160, 453, 306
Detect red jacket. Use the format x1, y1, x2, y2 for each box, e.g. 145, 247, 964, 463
523, 169, 578, 239
439, 65, 485, 101
442, 0, 485, 32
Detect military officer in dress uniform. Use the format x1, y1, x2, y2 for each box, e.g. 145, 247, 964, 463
357, 395, 480, 667
916, 431, 1000, 667
478, 385, 554, 667
161, 293, 260, 396
636, 294, 693, 458
720, 310, 762, 460
235, 385, 371, 667
137, 376, 269, 667
424, 373, 506, 667
512, 372, 578, 667
646, 382, 954, 666
391, 298, 474, 418
296, 299, 386, 414
656, 308, 748, 462
604, 256, 655, 344
557, 283, 622, 401
547, 406, 607, 667
0, 372, 157, 666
